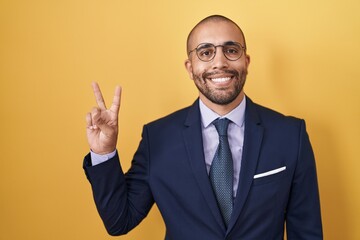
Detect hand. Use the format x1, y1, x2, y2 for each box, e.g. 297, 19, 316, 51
86, 82, 122, 154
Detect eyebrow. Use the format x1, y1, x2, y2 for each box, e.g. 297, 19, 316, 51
222, 41, 240, 46
197, 43, 214, 49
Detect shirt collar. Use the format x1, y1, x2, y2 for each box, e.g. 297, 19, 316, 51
199, 96, 246, 128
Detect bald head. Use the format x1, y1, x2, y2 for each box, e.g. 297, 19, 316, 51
186, 15, 247, 55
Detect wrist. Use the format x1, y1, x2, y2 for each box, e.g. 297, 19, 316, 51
90, 148, 116, 155
90, 149, 117, 166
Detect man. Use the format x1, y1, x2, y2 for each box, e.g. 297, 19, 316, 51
84, 15, 323, 239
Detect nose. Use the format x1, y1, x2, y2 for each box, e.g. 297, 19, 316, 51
211, 47, 229, 69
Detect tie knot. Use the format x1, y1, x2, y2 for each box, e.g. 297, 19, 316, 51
213, 118, 230, 136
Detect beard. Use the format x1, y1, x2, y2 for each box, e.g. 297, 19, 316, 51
192, 69, 247, 105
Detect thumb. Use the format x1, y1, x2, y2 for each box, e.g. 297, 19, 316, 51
91, 108, 116, 136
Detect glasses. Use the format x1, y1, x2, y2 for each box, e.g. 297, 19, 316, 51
188, 42, 246, 62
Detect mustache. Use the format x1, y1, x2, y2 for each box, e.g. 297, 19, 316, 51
202, 70, 239, 79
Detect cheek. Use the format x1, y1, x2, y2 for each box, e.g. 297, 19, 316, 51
231, 62, 242, 69
235, 60, 249, 71
190, 60, 208, 73
192, 66, 209, 80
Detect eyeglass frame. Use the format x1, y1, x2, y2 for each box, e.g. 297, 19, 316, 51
188, 41, 246, 62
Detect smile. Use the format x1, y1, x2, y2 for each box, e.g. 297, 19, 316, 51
210, 77, 232, 83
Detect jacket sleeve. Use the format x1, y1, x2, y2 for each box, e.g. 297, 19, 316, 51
83, 125, 154, 236
286, 120, 323, 239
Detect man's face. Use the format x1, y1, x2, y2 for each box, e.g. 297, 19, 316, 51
185, 21, 250, 106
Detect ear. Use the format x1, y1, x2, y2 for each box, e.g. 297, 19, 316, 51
184, 59, 194, 80
244, 54, 250, 68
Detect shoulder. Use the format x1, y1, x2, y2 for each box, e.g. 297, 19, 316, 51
144, 102, 196, 130
139, 102, 198, 143
247, 97, 305, 129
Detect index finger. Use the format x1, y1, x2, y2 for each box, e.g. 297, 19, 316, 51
109, 85, 122, 115
92, 82, 107, 109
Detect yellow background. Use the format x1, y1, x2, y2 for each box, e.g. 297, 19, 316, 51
1, 0, 359, 239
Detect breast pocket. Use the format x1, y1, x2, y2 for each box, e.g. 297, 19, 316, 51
252, 166, 286, 186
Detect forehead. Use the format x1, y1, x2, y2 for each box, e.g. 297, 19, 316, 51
190, 21, 244, 48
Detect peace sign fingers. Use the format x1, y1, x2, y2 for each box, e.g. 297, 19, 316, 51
87, 82, 121, 154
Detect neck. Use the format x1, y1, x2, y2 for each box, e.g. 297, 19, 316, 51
200, 92, 245, 116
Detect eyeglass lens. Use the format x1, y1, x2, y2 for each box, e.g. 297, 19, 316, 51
196, 43, 243, 62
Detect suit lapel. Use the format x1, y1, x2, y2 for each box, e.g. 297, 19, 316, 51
182, 100, 226, 231
227, 97, 264, 233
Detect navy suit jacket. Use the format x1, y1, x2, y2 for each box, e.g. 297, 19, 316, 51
83, 97, 322, 239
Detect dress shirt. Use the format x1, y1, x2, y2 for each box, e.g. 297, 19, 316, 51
199, 97, 246, 198
91, 97, 246, 198
91, 149, 116, 166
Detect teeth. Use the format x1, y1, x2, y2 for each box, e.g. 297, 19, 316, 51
211, 77, 231, 83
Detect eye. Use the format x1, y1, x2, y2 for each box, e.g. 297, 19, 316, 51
225, 47, 239, 54
198, 47, 215, 57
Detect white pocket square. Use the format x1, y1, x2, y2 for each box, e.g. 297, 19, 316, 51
253, 166, 286, 179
